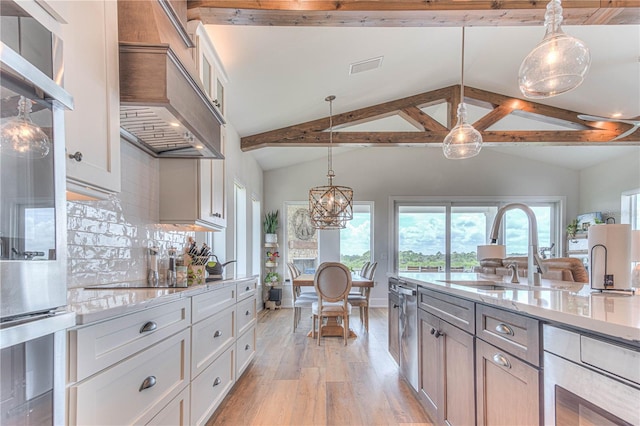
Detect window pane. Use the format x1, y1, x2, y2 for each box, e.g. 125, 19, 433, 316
340, 205, 371, 272
398, 206, 446, 272
504, 206, 551, 257
451, 208, 490, 271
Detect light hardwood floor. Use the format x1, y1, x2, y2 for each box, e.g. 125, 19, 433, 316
206, 307, 433, 426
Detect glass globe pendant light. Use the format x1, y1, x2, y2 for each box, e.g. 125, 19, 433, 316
0, 96, 51, 159
518, 0, 591, 99
443, 27, 483, 160
309, 95, 354, 229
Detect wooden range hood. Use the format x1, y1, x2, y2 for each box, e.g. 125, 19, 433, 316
118, 0, 224, 159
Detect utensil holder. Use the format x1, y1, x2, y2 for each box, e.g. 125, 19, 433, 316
188, 264, 206, 286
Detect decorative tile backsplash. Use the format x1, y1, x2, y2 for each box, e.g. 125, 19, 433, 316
66, 143, 194, 288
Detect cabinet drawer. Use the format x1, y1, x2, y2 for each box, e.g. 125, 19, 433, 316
418, 288, 475, 333
476, 304, 540, 367
236, 325, 256, 377
236, 296, 256, 336
70, 328, 190, 426
69, 298, 190, 382
191, 345, 235, 426
476, 339, 540, 426
192, 284, 235, 324
237, 279, 258, 301
191, 305, 235, 378
146, 385, 190, 426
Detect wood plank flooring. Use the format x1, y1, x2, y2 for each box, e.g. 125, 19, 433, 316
206, 308, 433, 426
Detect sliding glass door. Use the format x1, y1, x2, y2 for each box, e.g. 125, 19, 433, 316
395, 199, 560, 273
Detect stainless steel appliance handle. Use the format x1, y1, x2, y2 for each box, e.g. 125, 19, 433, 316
0, 312, 75, 349
397, 286, 416, 296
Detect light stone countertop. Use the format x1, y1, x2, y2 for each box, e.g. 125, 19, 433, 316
394, 272, 640, 344
67, 275, 258, 325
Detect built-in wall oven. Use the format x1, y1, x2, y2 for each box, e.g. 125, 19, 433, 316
543, 325, 640, 426
1, 3, 75, 424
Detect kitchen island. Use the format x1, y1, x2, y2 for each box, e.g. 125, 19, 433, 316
66, 275, 258, 425
389, 272, 640, 426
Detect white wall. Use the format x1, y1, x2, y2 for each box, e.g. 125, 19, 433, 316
264, 147, 581, 307
579, 150, 640, 222
221, 124, 264, 290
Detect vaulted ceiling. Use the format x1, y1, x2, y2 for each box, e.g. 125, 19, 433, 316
186, 0, 640, 170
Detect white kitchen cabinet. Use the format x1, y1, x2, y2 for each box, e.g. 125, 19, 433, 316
160, 156, 226, 230
68, 298, 191, 383
62, 0, 121, 196
191, 304, 235, 378
190, 345, 235, 426
187, 20, 228, 119
69, 328, 190, 426
145, 386, 190, 426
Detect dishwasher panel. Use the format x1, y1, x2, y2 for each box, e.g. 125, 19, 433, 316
398, 280, 418, 392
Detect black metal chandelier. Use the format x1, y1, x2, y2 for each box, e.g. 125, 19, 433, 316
308, 95, 353, 229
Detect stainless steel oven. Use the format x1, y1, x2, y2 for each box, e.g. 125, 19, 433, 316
543, 325, 640, 426
1, 2, 75, 424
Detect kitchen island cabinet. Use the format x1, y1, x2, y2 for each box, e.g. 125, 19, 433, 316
390, 272, 640, 426
418, 289, 475, 426
66, 276, 258, 426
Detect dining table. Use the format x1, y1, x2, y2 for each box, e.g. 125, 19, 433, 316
293, 273, 374, 339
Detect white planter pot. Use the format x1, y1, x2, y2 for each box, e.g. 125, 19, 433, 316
265, 233, 277, 244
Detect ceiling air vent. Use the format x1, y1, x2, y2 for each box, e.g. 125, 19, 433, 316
349, 56, 383, 75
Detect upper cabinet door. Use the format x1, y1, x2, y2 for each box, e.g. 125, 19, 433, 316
63, 0, 121, 196
188, 20, 227, 118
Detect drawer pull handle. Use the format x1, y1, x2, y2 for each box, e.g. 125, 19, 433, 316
213, 377, 222, 387
430, 328, 436, 335
140, 321, 157, 333
139, 376, 156, 391
214, 330, 222, 338
492, 353, 512, 369
245, 286, 251, 291
495, 323, 514, 336
245, 310, 251, 316
245, 344, 251, 350
433, 330, 444, 338
393, 304, 399, 309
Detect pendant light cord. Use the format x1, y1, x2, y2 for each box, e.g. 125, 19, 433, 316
460, 27, 465, 102
326, 95, 335, 183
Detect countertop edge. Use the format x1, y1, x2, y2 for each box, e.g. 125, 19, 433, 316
68, 275, 259, 326
395, 274, 640, 345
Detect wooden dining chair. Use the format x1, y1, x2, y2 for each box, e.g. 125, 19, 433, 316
348, 261, 376, 332
312, 262, 352, 345
288, 262, 316, 332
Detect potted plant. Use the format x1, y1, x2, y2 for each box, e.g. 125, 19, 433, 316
566, 218, 579, 238
264, 210, 279, 243
264, 271, 281, 286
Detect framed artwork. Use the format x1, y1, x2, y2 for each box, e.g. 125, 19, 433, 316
576, 212, 603, 232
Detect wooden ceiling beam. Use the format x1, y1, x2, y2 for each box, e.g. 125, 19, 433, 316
244, 130, 629, 148
240, 85, 639, 151
187, 1, 640, 26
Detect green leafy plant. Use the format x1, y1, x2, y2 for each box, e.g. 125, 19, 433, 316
264, 271, 281, 285
566, 219, 579, 237
263, 210, 279, 234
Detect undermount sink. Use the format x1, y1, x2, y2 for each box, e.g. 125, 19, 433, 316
438, 280, 559, 292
